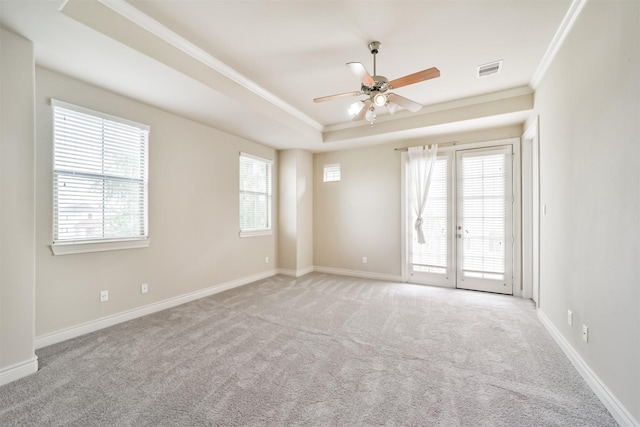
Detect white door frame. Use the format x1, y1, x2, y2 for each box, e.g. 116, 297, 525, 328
522, 119, 541, 305
402, 137, 522, 296
455, 145, 514, 295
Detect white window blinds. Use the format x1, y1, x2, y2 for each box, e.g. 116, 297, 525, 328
52, 100, 149, 244
239, 152, 272, 235
459, 151, 507, 280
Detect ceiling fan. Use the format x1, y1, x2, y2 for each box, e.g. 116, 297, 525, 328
313, 41, 440, 124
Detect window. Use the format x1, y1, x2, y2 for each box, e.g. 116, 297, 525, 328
323, 164, 341, 182
239, 152, 272, 236
51, 99, 149, 254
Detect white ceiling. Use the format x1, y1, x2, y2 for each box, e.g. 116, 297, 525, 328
0, 0, 572, 152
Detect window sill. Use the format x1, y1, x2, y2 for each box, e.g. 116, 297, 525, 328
51, 238, 151, 256
240, 229, 272, 238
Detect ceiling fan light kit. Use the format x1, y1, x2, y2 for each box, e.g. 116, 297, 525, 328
348, 101, 365, 116
313, 41, 440, 125
365, 107, 376, 123
373, 92, 387, 107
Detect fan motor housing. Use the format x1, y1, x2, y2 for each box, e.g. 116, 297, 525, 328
361, 75, 389, 95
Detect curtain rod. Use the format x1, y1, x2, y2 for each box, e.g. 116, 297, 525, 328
394, 141, 459, 152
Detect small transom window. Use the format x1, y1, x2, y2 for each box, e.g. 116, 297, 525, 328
323, 164, 341, 182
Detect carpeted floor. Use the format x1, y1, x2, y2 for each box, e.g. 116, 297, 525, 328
0, 273, 617, 426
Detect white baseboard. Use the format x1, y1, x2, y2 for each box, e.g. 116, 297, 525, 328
277, 266, 314, 277
0, 356, 38, 386
35, 270, 277, 349
538, 310, 639, 427
313, 266, 402, 283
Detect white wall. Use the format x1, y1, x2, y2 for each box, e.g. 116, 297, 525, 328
34, 67, 278, 340
296, 150, 313, 272
313, 126, 522, 279
278, 151, 297, 272
313, 143, 402, 279
278, 149, 313, 276
534, 0, 639, 423
0, 29, 38, 384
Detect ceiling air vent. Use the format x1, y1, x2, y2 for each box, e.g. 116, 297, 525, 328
477, 60, 502, 78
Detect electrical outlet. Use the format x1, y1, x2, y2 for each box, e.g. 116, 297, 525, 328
141, 283, 148, 294
265, 256, 269, 264
567, 310, 573, 326
582, 325, 589, 342
362, 256, 367, 264
100, 290, 109, 302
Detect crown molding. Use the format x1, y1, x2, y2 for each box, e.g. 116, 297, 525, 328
530, 0, 588, 89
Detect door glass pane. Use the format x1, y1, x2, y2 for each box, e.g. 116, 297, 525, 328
411, 158, 448, 274
460, 153, 506, 280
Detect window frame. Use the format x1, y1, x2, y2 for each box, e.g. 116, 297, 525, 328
50, 99, 150, 255
239, 152, 273, 238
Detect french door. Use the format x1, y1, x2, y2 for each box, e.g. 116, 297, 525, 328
407, 154, 455, 287
456, 146, 513, 294
406, 145, 514, 294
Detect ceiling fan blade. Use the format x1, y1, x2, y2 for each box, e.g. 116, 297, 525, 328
346, 62, 375, 86
389, 67, 440, 89
353, 100, 372, 121
387, 93, 423, 112
313, 91, 362, 103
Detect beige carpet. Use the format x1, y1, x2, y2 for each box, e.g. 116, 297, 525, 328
0, 273, 617, 426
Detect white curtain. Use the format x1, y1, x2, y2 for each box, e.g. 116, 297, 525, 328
408, 144, 438, 244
